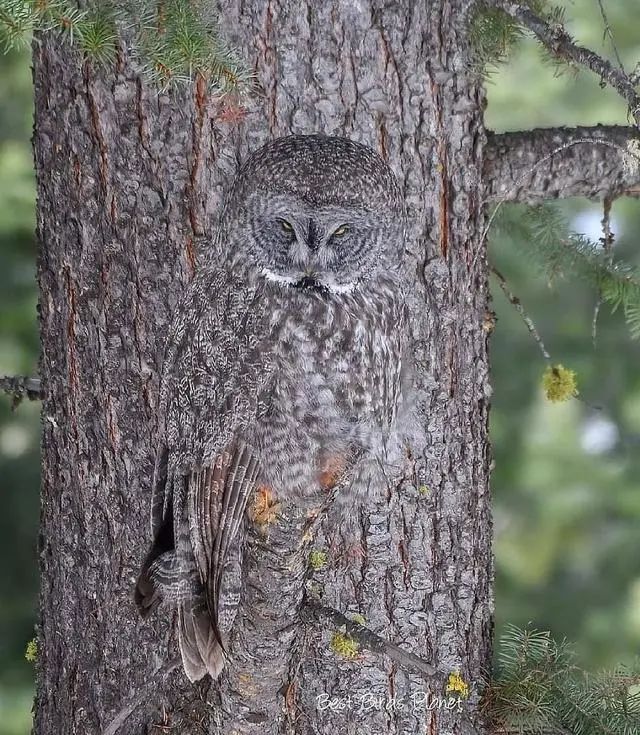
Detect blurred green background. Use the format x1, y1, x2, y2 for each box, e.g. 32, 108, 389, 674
1, 1, 639, 731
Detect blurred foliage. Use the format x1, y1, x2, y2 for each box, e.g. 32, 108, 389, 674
486, 0, 640, 677
0, 1, 639, 733
484, 625, 640, 734
0, 42, 39, 735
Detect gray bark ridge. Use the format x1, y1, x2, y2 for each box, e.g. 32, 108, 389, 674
485, 125, 640, 203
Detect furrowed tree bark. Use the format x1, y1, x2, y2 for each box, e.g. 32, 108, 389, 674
485, 126, 640, 203
32, 36, 221, 735
34, 2, 492, 734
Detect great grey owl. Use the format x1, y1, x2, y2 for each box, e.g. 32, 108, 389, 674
135, 134, 410, 681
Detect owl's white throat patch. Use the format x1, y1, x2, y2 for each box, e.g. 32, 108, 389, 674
261, 268, 355, 295
261, 268, 297, 287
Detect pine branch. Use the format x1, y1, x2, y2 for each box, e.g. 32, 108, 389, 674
485, 126, 640, 203
486, 0, 640, 127
467, 0, 564, 74
0, 375, 43, 405
0, 0, 254, 95
484, 625, 640, 735
490, 202, 640, 341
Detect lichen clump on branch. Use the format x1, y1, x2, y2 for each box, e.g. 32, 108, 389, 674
309, 549, 328, 571
445, 671, 469, 699
330, 631, 360, 660
542, 364, 578, 402
25, 637, 38, 663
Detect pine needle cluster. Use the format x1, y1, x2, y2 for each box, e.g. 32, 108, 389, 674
492, 202, 640, 341
470, 0, 569, 75
485, 625, 640, 735
0, 0, 253, 94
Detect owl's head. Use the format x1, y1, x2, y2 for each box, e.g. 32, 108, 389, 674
222, 135, 405, 295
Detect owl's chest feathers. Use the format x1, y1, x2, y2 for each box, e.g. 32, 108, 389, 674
247, 283, 403, 494
255, 283, 402, 442
268, 286, 392, 375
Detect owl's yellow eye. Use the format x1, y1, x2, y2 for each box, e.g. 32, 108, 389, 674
279, 219, 294, 233
333, 224, 349, 237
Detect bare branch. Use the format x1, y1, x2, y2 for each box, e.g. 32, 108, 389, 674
102, 658, 181, 735
485, 126, 640, 203
487, 0, 640, 127
0, 375, 43, 405
592, 196, 616, 346
491, 267, 550, 361
302, 592, 438, 680
596, 0, 625, 74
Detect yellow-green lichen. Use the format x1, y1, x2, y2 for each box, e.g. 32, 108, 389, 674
330, 631, 360, 660
542, 364, 578, 402
25, 638, 38, 663
445, 671, 469, 699
309, 549, 328, 571
418, 485, 431, 496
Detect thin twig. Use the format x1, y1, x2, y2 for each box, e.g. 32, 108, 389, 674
592, 196, 616, 346
302, 592, 437, 680
102, 657, 181, 735
491, 267, 550, 361
489, 0, 640, 127
0, 375, 42, 406
596, 0, 625, 73
591, 299, 602, 347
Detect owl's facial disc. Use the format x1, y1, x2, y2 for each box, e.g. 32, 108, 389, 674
240, 194, 393, 294
260, 216, 357, 295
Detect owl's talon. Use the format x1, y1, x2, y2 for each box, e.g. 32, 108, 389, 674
249, 485, 280, 527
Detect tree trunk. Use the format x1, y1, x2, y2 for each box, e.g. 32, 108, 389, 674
33, 2, 491, 734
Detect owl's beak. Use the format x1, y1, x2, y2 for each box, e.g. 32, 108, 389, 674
293, 275, 328, 294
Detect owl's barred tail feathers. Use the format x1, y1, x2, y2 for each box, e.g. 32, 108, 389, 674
135, 559, 226, 681
178, 601, 225, 682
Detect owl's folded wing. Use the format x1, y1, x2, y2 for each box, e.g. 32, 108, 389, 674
135, 266, 269, 680
187, 439, 260, 642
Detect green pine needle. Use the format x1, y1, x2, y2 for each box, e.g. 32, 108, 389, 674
486, 625, 640, 735
491, 202, 640, 341
79, 9, 118, 66
0, 0, 254, 95
470, 1, 571, 76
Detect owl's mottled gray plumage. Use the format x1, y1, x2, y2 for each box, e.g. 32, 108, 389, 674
135, 135, 410, 681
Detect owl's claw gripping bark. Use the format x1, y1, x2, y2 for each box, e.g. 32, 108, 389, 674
249, 485, 280, 527
318, 453, 348, 491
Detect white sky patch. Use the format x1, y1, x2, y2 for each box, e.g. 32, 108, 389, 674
580, 415, 619, 454
572, 208, 624, 245
0, 424, 32, 458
